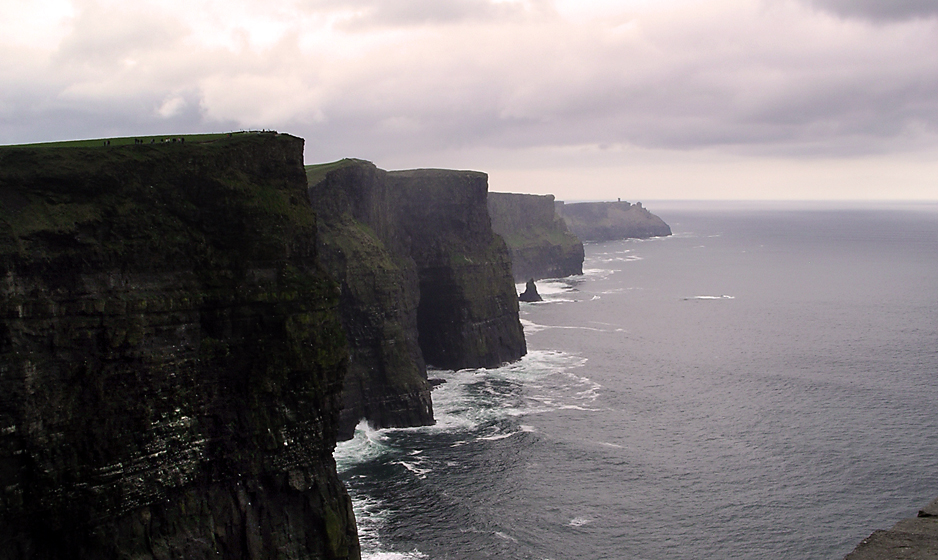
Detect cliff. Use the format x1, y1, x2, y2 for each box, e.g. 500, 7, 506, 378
386, 169, 525, 370
306, 161, 432, 441
844, 497, 938, 559
487, 192, 584, 282
307, 161, 526, 438
557, 200, 671, 241
0, 134, 359, 559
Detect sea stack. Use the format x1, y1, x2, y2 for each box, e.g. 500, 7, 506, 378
519, 279, 543, 302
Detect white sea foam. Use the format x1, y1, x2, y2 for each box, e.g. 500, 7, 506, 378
394, 460, 431, 478
494, 531, 519, 542
362, 553, 428, 560
683, 295, 735, 301
348, 490, 431, 560
334, 420, 393, 473
404, 350, 595, 435
475, 431, 518, 441
569, 517, 592, 527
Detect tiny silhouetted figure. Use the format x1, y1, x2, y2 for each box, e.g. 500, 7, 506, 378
618, 197, 621, 202
519, 279, 543, 302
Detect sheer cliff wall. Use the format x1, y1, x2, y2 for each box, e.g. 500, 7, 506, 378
307, 161, 432, 441
386, 170, 526, 371
487, 192, 584, 281
308, 161, 526, 439
0, 134, 359, 560
558, 200, 672, 241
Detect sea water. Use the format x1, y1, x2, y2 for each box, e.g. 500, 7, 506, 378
334, 201, 938, 560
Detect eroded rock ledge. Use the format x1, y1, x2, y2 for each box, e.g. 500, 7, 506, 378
0, 134, 359, 559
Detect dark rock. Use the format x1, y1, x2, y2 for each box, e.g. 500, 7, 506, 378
307, 160, 526, 439
307, 160, 433, 441
488, 192, 584, 281
387, 169, 526, 371
557, 200, 671, 241
920, 497, 938, 518
0, 134, 359, 560
518, 279, 543, 302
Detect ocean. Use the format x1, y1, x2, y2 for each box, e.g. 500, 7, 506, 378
334, 201, 938, 560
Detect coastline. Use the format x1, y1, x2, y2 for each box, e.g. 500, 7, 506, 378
845, 497, 938, 559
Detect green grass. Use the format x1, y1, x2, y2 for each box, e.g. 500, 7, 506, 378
305, 158, 368, 188
3, 131, 272, 149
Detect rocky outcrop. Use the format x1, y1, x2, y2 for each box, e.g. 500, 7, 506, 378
0, 134, 359, 559
844, 497, 938, 559
307, 161, 525, 439
557, 200, 671, 241
518, 279, 543, 302
487, 192, 584, 281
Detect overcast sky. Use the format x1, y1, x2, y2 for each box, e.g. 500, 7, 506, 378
2, 0, 937, 200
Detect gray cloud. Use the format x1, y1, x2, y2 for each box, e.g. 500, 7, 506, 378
340, 0, 548, 28
2, 0, 937, 169
802, 0, 938, 22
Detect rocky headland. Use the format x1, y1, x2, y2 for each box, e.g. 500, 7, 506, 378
307, 160, 527, 439
557, 200, 671, 241
487, 192, 584, 282
0, 133, 358, 559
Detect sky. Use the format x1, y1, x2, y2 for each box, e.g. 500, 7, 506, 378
1, 0, 937, 200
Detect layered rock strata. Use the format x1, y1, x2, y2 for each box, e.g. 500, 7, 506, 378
487, 192, 584, 281
308, 161, 526, 438
0, 134, 359, 559
844, 497, 938, 559
557, 200, 671, 241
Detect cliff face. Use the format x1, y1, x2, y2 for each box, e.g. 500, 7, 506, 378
307, 161, 432, 441
386, 170, 526, 371
308, 161, 526, 438
558, 200, 672, 241
0, 134, 359, 559
487, 192, 584, 281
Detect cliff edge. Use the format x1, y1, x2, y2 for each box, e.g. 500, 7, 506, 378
558, 200, 671, 241
487, 192, 584, 282
0, 134, 359, 559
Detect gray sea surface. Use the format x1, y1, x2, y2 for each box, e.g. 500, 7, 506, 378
334, 201, 938, 560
